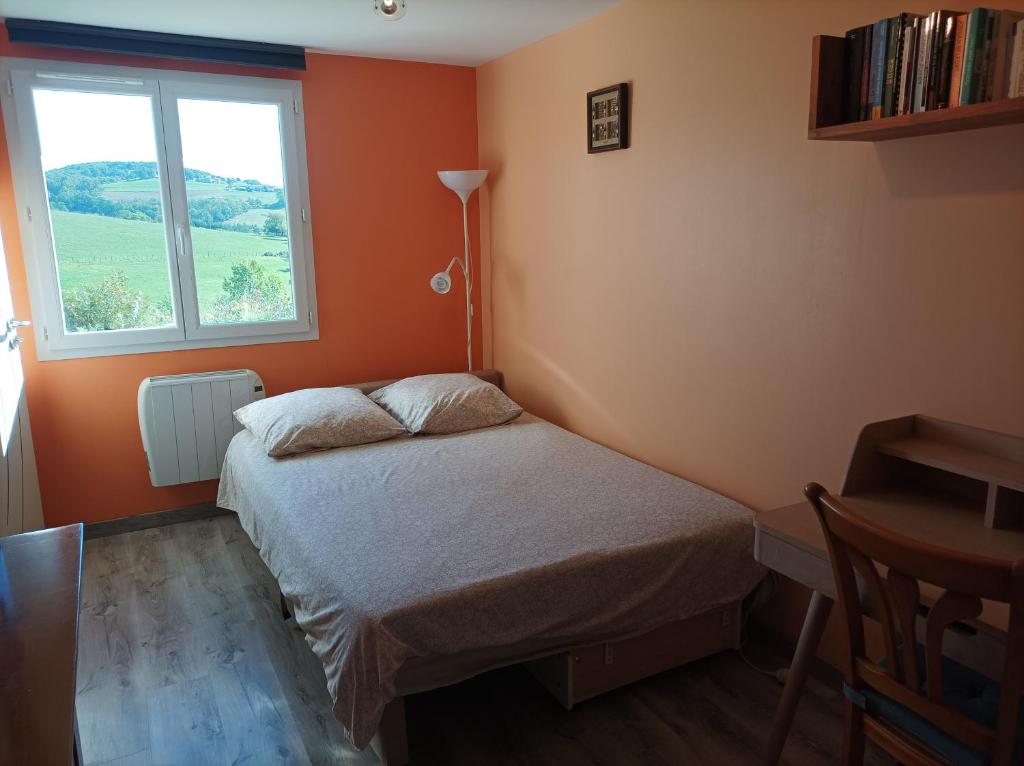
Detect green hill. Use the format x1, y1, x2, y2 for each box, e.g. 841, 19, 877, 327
44, 161, 284, 230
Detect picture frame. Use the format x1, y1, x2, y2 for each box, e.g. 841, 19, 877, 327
587, 83, 629, 154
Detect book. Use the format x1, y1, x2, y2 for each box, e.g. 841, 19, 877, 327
888, 13, 923, 116
936, 14, 958, 107
1010, 19, 1024, 98
958, 8, 991, 104
949, 14, 969, 106
860, 23, 874, 118
978, 10, 1000, 101
926, 10, 963, 110
913, 13, 935, 111
882, 15, 902, 117
989, 10, 1024, 99
898, 16, 921, 114
869, 17, 890, 118
845, 26, 868, 122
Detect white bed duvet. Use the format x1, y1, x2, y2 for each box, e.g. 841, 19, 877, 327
217, 413, 765, 749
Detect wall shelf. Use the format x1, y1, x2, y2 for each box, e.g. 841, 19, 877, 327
843, 415, 1024, 532
877, 437, 1024, 493
808, 34, 1024, 142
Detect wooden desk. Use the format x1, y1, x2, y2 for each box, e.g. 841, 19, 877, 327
754, 413, 1024, 766
755, 499, 1021, 766
0, 524, 84, 765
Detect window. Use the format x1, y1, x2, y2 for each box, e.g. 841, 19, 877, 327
1, 60, 317, 359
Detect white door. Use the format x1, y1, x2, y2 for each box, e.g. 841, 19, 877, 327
0, 225, 43, 535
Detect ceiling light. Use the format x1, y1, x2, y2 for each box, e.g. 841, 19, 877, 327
374, 0, 407, 20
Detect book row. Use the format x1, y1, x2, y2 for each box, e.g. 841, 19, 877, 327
844, 8, 1024, 123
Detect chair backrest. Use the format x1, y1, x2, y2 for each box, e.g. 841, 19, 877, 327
804, 482, 1024, 766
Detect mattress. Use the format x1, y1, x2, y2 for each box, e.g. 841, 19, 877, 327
217, 412, 766, 749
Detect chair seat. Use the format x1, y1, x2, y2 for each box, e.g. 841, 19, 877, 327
843, 647, 1024, 765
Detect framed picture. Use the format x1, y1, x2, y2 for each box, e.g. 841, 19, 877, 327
587, 83, 629, 154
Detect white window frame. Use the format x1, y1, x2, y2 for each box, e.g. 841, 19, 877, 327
0, 58, 318, 360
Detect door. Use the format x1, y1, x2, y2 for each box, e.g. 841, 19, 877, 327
0, 224, 43, 535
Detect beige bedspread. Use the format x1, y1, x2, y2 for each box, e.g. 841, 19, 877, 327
217, 413, 765, 749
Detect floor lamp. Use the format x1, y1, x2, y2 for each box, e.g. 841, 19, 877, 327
431, 169, 487, 372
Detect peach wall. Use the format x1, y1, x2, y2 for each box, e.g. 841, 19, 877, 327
477, 0, 1024, 655
0, 31, 482, 526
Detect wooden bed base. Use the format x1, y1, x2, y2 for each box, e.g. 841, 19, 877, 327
368, 600, 742, 765
523, 601, 740, 710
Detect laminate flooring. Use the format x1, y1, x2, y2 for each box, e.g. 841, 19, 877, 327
76, 515, 889, 765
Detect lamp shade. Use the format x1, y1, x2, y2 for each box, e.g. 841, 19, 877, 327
437, 169, 488, 202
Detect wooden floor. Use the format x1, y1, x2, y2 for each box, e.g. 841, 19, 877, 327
77, 516, 889, 766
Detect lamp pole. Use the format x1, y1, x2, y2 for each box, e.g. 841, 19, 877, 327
460, 197, 472, 372
433, 170, 487, 373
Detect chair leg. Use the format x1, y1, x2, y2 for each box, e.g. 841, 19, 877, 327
841, 699, 865, 766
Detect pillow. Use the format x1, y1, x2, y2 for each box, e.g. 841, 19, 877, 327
235, 387, 406, 457
369, 373, 522, 435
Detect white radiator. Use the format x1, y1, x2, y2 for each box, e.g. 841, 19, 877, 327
138, 369, 265, 487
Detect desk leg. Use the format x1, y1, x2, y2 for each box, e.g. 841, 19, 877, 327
762, 590, 833, 766
73, 708, 83, 766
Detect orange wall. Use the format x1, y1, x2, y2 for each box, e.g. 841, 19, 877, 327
477, 0, 1024, 656
0, 30, 482, 526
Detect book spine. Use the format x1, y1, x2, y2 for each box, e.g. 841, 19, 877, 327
882, 15, 902, 117
899, 17, 921, 115
992, 12, 1024, 100
936, 14, 958, 108
979, 11, 1000, 101
914, 14, 934, 111
1011, 20, 1024, 97
926, 11, 945, 110
949, 14, 968, 107
961, 8, 988, 104
869, 18, 889, 118
860, 24, 873, 119
845, 28, 865, 122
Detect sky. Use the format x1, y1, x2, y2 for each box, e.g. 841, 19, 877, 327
32, 88, 285, 187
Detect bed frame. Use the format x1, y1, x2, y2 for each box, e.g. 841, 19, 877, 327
274, 369, 746, 765
367, 602, 742, 766
280, 589, 742, 765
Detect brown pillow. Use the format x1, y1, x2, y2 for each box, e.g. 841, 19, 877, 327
369, 373, 522, 435
234, 387, 406, 457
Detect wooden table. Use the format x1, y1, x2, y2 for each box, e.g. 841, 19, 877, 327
754, 500, 1019, 766
0, 524, 84, 765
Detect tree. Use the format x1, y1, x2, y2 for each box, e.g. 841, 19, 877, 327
62, 272, 168, 332
262, 213, 287, 238
187, 197, 250, 229
266, 188, 286, 210
207, 260, 292, 323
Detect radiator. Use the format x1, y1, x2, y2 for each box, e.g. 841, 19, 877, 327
138, 369, 265, 487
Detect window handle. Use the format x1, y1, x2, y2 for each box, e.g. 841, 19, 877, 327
6, 318, 29, 332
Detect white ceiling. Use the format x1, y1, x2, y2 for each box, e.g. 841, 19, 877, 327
0, 0, 622, 67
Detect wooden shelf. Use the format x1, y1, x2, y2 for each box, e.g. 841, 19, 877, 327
810, 97, 1024, 141
843, 415, 1024, 532
808, 35, 1024, 142
878, 437, 1024, 492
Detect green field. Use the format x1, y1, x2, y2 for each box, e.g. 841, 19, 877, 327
51, 210, 293, 316
224, 207, 279, 226
101, 177, 280, 204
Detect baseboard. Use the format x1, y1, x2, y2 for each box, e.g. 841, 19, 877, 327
84, 502, 232, 539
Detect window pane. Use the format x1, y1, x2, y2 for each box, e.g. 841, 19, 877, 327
177, 98, 296, 325
32, 89, 176, 333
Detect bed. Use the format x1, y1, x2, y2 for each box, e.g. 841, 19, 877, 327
216, 370, 766, 763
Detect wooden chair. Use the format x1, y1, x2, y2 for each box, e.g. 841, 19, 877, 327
804, 482, 1024, 766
